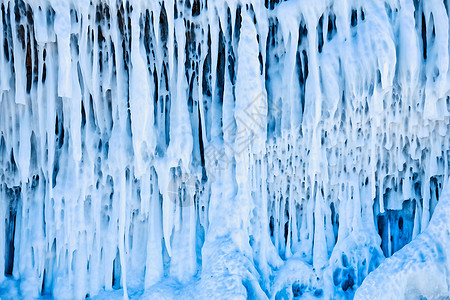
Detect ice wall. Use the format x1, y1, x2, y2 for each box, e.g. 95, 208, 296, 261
0, 0, 449, 299
355, 180, 450, 300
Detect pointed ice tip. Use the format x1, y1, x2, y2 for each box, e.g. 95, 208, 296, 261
165, 237, 172, 258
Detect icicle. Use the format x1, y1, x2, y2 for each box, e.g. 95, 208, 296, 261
130, 5, 155, 177
313, 184, 327, 270
52, 1, 72, 99
0, 1, 448, 299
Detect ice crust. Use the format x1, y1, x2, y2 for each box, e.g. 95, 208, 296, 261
0, 0, 449, 299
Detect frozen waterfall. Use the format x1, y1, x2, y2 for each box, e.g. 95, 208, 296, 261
0, 0, 449, 299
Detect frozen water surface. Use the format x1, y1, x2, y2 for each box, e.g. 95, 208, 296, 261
0, 0, 449, 299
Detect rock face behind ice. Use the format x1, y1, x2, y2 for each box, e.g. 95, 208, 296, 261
0, 0, 449, 299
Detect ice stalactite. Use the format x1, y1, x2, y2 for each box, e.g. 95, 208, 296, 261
0, 0, 449, 299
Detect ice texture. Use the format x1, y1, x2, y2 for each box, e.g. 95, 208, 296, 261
0, 0, 449, 299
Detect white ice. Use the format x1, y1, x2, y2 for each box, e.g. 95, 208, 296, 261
0, 0, 449, 299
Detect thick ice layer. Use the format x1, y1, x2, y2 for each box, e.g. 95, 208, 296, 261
0, 0, 449, 299
355, 180, 450, 299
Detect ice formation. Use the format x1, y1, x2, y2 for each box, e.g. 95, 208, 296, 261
0, 0, 449, 299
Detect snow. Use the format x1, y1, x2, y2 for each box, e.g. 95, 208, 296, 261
0, 0, 449, 299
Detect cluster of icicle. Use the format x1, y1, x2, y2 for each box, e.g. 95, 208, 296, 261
0, 0, 449, 299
